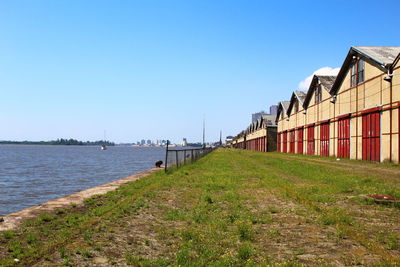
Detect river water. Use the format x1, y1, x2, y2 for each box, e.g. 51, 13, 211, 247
0, 145, 166, 216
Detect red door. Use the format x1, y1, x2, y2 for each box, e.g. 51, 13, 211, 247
320, 122, 330, 157
283, 131, 288, 153
362, 111, 380, 161
338, 117, 350, 158
307, 126, 315, 155
277, 133, 281, 152
297, 127, 303, 154
289, 130, 295, 153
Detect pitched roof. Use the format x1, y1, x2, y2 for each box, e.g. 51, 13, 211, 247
276, 101, 290, 122
287, 90, 307, 115
262, 114, 277, 126
330, 46, 400, 95
302, 75, 337, 109
317, 75, 336, 92
280, 101, 290, 111
352, 46, 400, 66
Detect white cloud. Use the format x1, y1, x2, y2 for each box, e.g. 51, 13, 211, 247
298, 67, 340, 90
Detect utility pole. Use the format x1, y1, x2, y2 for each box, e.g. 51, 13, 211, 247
202, 116, 205, 148
219, 130, 222, 146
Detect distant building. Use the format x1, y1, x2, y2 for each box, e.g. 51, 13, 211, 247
252, 105, 278, 122
269, 105, 278, 115
181, 138, 188, 146
252, 111, 267, 123
141, 139, 145, 145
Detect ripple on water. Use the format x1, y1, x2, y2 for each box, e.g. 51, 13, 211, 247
0, 145, 165, 215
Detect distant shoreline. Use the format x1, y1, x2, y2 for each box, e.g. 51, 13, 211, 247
0, 139, 115, 146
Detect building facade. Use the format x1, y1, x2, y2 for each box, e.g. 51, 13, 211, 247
232, 115, 277, 152
277, 46, 400, 163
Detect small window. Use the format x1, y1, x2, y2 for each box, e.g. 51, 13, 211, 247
314, 85, 322, 104
281, 110, 284, 120
294, 101, 299, 113
350, 63, 357, 87
350, 58, 365, 87
357, 59, 364, 84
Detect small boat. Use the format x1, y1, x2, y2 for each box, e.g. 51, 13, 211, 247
101, 130, 108, 150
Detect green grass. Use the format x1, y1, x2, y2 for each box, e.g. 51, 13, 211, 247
0, 149, 399, 266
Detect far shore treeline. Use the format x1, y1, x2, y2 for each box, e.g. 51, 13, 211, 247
0, 138, 115, 146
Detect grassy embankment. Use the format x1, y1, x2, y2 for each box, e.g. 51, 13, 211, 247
1, 149, 400, 266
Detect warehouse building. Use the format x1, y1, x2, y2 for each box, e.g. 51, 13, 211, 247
232, 115, 277, 152
277, 46, 400, 162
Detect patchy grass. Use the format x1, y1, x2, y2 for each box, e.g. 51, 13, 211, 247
0, 149, 400, 266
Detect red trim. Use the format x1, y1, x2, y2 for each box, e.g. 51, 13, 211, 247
305, 123, 315, 128
361, 106, 382, 115
337, 113, 351, 120
316, 119, 330, 126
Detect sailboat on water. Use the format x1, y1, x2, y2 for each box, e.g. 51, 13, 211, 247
101, 130, 108, 150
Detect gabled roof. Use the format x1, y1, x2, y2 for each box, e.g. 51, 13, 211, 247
287, 90, 306, 115
330, 46, 400, 95
318, 75, 336, 92
303, 75, 337, 109
257, 118, 262, 130
276, 101, 290, 122
262, 114, 277, 126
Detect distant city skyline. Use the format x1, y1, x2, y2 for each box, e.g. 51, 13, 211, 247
0, 0, 399, 144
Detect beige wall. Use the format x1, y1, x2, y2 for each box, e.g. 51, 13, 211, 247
247, 128, 267, 140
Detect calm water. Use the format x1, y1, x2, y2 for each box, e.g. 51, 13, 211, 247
0, 145, 166, 215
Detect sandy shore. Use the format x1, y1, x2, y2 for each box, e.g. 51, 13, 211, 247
0, 168, 160, 231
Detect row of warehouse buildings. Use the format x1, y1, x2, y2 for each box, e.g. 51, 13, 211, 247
230, 46, 400, 163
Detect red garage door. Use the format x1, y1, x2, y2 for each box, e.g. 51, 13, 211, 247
362, 110, 380, 162
297, 127, 303, 154
338, 117, 350, 158
277, 133, 281, 152
307, 125, 315, 155
289, 130, 295, 153
320, 122, 330, 157
283, 131, 288, 153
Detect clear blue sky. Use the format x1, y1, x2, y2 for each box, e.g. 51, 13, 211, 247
0, 0, 399, 143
